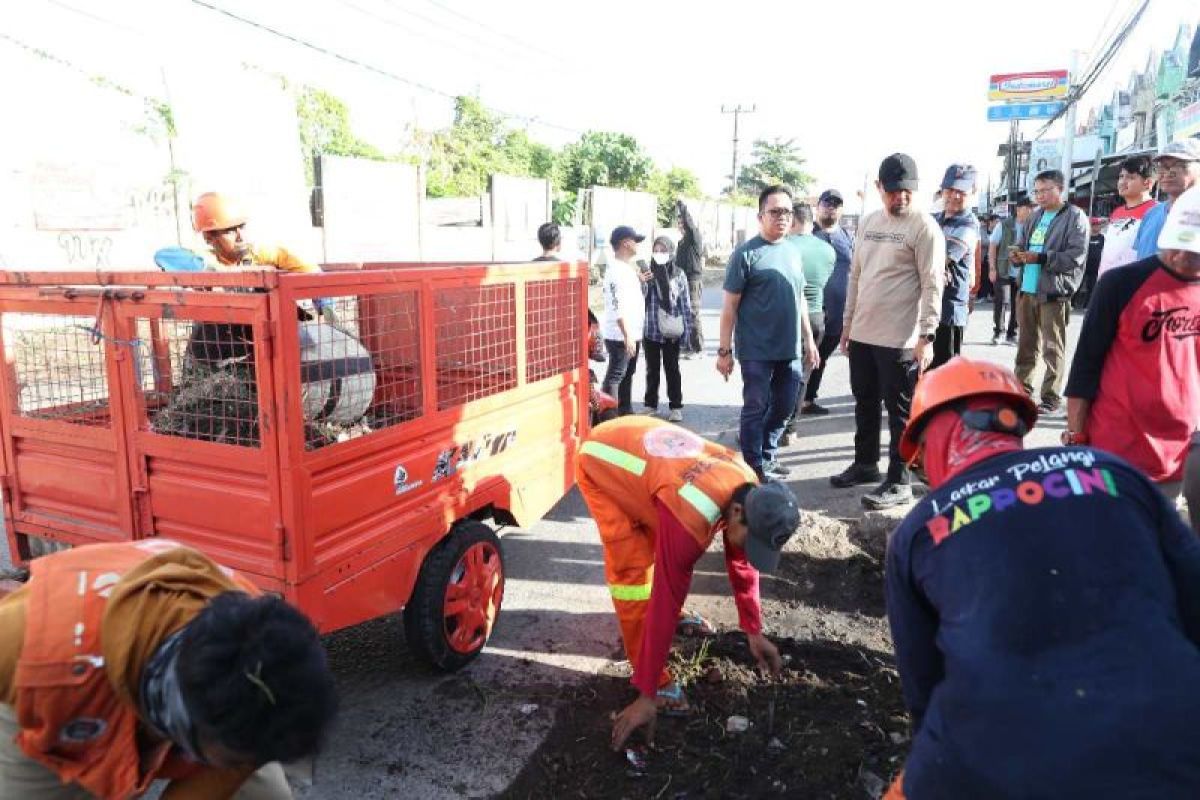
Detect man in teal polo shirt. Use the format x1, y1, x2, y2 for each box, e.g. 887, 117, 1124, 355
716, 185, 820, 481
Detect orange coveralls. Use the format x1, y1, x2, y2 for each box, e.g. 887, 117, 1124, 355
576, 417, 762, 695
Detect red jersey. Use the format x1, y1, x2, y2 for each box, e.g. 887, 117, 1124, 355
1066, 257, 1200, 481
1099, 199, 1158, 276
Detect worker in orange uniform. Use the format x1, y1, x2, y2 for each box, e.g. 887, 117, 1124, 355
576, 416, 802, 750
0, 540, 337, 799
191, 192, 319, 274
882, 357, 1200, 799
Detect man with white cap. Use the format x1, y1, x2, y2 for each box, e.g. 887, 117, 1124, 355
1133, 140, 1200, 260
1066, 185, 1200, 530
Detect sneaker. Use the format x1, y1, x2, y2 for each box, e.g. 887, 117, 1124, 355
800, 402, 830, 416
640, 405, 660, 417
667, 408, 683, 423
1037, 399, 1061, 415
679, 352, 697, 360
990, 335, 1000, 346
1004, 336, 1018, 346
861, 481, 914, 510
830, 463, 882, 488
763, 461, 791, 479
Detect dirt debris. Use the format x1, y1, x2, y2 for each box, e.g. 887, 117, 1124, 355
502, 510, 909, 799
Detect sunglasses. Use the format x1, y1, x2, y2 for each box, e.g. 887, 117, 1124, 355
762, 209, 793, 219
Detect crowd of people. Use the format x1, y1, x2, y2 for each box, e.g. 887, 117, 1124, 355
590, 140, 1199, 523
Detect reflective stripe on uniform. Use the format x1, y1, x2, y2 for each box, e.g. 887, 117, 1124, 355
678, 483, 721, 524
608, 581, 652, 601
580, 440, 647, 475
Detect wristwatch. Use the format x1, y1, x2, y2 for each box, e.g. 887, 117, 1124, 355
1061, 430, 1089, 446
717, 347, 733, 357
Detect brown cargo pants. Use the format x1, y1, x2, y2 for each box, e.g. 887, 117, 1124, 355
1013, 293, 1070, 405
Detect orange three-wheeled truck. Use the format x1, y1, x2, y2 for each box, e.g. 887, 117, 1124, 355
0, 261, 588, 670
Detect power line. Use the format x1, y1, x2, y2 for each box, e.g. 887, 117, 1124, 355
188, 0, 582, 135
411, 0, 570, 61
1036, 0, 1150, 135
368, 0, 543, 67
331, 0, 547, 79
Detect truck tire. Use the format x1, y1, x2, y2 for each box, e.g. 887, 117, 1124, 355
403, 520, 505, 671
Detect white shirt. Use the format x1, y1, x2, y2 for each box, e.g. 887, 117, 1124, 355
601, 257, 645, 342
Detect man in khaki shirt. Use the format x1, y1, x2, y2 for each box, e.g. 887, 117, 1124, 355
833, 153, 946, 509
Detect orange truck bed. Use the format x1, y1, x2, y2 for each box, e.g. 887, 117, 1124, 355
0, 262, 588, 667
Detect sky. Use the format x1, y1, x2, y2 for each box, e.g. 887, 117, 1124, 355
5, 0, 1197, 215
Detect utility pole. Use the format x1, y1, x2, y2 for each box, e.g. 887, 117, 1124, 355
1007, 119, 1019, 204
1061, 49, 1082, 198
721, 104, 756, 247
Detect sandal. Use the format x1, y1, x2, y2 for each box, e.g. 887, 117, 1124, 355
676, 610, 716, 638
655, 682, 691, 717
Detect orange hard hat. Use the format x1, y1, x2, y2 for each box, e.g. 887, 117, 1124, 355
898, 356, 1037, 462
191, 192, 247, 233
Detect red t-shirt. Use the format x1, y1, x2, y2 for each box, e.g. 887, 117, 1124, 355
630, 500, 762, 696
1099, 199, 1159, 276
1065, 257, 1200, 482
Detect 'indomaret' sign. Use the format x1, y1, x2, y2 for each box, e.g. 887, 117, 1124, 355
988, 71, 1069, 103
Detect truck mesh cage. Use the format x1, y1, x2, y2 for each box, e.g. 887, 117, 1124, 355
525, 277, 582, 384
433, 284, 517, 410
4, 314, 112, 427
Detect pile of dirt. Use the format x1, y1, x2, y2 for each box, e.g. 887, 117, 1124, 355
502, 632, 908, 800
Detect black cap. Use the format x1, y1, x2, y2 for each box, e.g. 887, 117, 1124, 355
610, 225, 645, 248
940, 164, 977, 193
879, 153, 919, 192
818, 189, 844, 206
742, 482, 801, 574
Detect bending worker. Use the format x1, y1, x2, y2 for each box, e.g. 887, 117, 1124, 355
0, 540, 337, 799
576, 416, 801, 751
883, 357, 1200, 799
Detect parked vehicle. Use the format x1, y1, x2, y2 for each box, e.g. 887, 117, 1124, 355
0, 261, 589, 669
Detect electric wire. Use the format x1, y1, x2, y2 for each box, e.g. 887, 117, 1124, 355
189, 0, 582, 134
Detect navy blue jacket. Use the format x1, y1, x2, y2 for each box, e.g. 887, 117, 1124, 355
814, 224, 853, 333
887, 447, 1200, 799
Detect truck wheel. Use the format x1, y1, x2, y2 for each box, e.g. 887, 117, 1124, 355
403, 520, 505, 671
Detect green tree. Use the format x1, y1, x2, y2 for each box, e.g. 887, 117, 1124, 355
646, 166, 702, 225
425, 96, 561, 197
296, 86, 387, 185
556, 131, 655, 194
735, 137, 814, 196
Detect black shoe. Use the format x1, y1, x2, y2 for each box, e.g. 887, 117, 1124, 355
830, 463, 882, 488
801, 402, 830, 416
861, 481, 914, 510
1004, 336, 1018, 346
763, 461, 791, 479
779, 430, 792, 447
1037, 399, 1061, 414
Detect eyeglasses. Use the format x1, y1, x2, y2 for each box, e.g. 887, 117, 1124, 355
1158, 163, 1193, 176
1031, 187, 1058, 196
763, 209, 794, 219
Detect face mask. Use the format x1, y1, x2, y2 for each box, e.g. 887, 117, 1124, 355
651, 252, 670, 265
